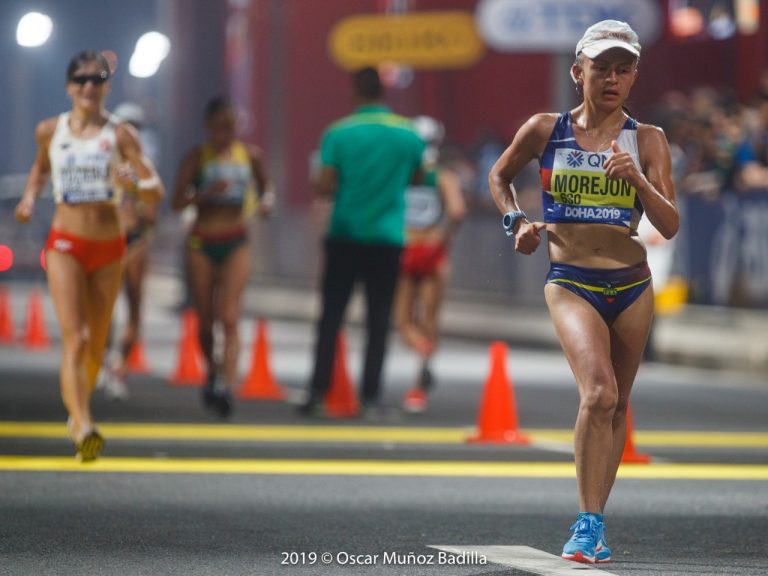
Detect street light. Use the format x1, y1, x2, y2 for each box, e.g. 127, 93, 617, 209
129, 32, 171, 78
16, 12, 53, 47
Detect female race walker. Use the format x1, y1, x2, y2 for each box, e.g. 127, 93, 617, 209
99, 102, 159, 401
489, 21, 678, 564
396, 116, 466, 413
14, 51, 163, 461
172, 97, 272, 418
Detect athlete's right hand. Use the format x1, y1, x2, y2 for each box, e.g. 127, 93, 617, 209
14, 197, 35, 223
515, 221, 546, 255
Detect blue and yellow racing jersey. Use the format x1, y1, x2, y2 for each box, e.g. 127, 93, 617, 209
195, 141, 254, 207
539, 112, 643, 231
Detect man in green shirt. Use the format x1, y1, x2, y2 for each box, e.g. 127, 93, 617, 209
301, 67, 425, 416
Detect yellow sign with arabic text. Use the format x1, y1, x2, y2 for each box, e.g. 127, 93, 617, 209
329, 12, 485, 70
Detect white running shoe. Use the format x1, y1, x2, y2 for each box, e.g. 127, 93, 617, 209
103, 372, 129, 401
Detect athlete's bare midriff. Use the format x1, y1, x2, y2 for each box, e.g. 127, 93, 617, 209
406, 225, 444, 245
192, 204, 244, 234
546, 222, 647, 269
52, 203, 121, 239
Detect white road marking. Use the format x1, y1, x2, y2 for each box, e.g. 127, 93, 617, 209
429, 545, 618, 575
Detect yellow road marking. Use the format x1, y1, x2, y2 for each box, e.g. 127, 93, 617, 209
0, 457, 767, 479
0, 422, 469, 443
0, 422, 766, 448
531, 429, 768, 448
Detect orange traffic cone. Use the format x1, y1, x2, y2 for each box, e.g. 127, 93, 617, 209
238, 319, 284, 400
169, 309, 206, 386
125, 339, 150, 374
468, 341, 529, 444
324, 331, 358, 418
621, 403, 651, 463
22, 288, 49, 350
0, 286, 14, 344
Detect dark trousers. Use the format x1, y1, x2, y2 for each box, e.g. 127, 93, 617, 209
308, 238, 402, 405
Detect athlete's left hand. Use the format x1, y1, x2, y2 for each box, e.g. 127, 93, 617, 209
113, 163, 138, 192
258, 191, 275, 217
604, 141, 642, 187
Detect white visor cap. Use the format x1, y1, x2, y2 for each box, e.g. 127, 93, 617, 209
576, 20, 641, 59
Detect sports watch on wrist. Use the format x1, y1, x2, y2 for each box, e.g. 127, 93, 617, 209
502, 210, 527, 236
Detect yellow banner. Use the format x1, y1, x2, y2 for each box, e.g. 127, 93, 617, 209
329, 12, 485, 70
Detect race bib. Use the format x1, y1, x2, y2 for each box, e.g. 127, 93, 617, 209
60, 152, 114, 204
545, 149, 637, 227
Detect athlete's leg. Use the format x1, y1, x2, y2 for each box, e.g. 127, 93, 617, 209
415, 263, 448, 386
600, 285, 654, 510
83, 260, 125, 392
419, 262, 449, 352
394, 275, 426, 353
119, 239, 149, 368
187, 248, 216, 379
46, 251, 90, 438
545, 283, 617, 513
217, 242, 252, 388
396, 274, 428, 411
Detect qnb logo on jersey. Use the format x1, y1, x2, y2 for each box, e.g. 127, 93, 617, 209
53, 238, 73, 252
557, 149, 610, 169
587, 153, 610, 167
566, 151, 584, 168
99, 139, 113, 153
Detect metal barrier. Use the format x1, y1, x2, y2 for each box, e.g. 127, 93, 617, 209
682, 192, 768, 308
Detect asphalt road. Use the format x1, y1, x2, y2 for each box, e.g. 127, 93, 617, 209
0, 307, 767, 576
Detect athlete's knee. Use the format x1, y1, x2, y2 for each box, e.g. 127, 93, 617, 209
580, 377, 618, 418
60, 327, 89, 358
220, 312, 239, 339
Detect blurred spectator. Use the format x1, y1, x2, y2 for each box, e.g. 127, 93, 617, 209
300, 67, 424, 417
396, 115, 466, 414
97, 102, 160, 401
650, 80, 768, 198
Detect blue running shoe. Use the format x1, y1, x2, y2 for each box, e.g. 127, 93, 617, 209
595, 520, 612, 563
561, 514, 600, 564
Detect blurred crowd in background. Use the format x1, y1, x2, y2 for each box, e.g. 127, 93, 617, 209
433, 70, 768, 211
650, 69, 768, 197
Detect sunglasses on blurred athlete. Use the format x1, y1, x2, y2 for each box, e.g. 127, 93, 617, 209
69, 73, 109, 86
